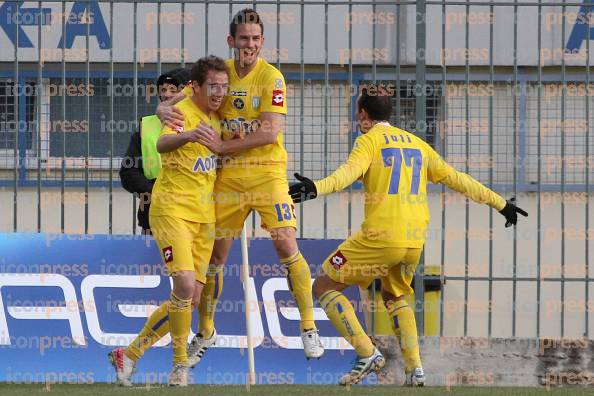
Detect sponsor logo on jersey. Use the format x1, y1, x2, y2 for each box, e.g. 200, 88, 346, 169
222, 118, 261, 136
330, 250, 347, 270
162, 246, 174, 263
193, 155, 218, 173
230, 90, 247, 96
274, 78, 283, 89
272, 90, 284, 106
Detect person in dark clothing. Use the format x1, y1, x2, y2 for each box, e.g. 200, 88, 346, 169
119, 68, 191, 233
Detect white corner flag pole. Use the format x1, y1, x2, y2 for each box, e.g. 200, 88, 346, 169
240, 223, 256, 386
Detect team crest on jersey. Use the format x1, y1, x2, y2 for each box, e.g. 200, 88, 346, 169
272, 90, 284, 106
233, 98, 245, 110
330, 250, 347, 270
162, 246, 174, 263
252, 96, 260, 109
274, 78, 283, 89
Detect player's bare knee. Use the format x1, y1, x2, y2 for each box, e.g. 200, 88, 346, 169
312, 278, 326, 300
171, 272, 195, 299
270, 226, 296, 240
173, 286, 194, 300
312, 275, 339, 300
271, 229, 298, 258
211, 239, 233, 264
210, 251, 228, 266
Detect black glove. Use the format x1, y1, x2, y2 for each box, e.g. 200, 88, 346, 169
288, 173, 317, 203
499, 197, 528, 227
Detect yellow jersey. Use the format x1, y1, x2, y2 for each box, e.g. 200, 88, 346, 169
182, 57, 288, 178
315, 123, 506, 248
150, 96, 221, 223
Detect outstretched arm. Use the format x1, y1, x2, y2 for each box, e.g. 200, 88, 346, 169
428, 150, 527, 226
289, 136, 373, 203
439, 165, 507, 210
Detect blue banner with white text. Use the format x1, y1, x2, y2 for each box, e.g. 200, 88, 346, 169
0, 233, 377, 385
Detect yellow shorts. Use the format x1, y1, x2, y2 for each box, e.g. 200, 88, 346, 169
214, 175, 297, 238
150, 215, 215, 284
322, 235, 422, 298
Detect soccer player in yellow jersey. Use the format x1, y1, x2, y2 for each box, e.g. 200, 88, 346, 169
289, 88, 528, 386
157, 9, 324, 364
108, 56, 229, 387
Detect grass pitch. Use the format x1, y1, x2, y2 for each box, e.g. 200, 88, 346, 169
0, 384, 589, 396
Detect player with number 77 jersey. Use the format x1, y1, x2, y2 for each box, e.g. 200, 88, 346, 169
288, 88, 527, 387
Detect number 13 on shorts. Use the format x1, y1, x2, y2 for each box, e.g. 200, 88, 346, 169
274, 203, 296, 221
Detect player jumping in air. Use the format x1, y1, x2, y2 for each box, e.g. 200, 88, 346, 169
157, 9, 324, 366
288, 88, 528, 386
109, 56, 229, 387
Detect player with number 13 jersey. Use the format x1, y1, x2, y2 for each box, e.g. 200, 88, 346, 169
171, 9, 324, 366
217, 57, 288, 178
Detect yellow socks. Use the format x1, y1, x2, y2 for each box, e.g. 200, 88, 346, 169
386, 299, 422, 372
319, 290, 375, 358
198, 264, 223, 338
168, 292, 192, 365
125, 301, 170, 361
281, 251, 315, 331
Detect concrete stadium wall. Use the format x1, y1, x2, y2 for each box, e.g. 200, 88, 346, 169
377, 336, 594, 387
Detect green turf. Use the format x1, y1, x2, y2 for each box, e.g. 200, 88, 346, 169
0, 384, 589, 396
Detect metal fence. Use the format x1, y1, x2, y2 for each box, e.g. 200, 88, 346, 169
0, 0, 593, 340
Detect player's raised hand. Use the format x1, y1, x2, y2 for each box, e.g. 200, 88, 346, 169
289, 173, 317, 203
195, 121, 223, 154
499, 197, 528, 227
156, 103, 184, 131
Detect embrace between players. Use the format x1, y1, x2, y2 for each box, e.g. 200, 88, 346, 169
111, 8, 528, 388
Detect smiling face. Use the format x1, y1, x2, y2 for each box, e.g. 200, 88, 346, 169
228, 23, 264, 68
192, 69, 229, 112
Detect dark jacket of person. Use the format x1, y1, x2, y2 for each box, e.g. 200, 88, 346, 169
119, 127, 155, 231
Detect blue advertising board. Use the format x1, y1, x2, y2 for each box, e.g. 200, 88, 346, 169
0, 233, 374, 385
